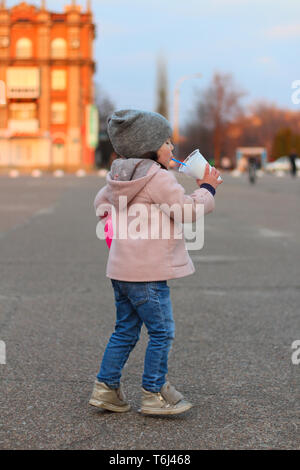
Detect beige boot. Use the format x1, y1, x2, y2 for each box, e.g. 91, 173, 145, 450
89, 381, 131, 412
140, 381, 193, 415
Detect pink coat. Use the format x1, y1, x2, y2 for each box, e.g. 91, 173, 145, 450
94, 159, 215, 282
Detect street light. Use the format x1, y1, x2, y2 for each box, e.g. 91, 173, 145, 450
172, 73, 202, 146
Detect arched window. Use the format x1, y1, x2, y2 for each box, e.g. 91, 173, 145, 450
51, 38, 67, 59
16, 38, 32, 58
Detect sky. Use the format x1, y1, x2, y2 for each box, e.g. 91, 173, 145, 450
6, 0, 300, 127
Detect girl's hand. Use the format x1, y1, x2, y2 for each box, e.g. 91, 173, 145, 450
197, 164, 223, 189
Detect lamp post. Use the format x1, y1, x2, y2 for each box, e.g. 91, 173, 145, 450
172, 73, 202, 157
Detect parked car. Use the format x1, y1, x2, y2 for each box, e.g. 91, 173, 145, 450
265, 156, 300, 173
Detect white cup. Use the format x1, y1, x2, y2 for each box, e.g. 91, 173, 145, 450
179, 149, 223, 182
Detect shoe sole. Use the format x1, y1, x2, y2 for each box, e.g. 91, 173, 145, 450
89, 399, 131, 413
139, 402, 193, 416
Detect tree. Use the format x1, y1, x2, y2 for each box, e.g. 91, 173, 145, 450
94, 84, 115, 168
155, 53, 169, 119
228, 102, 300, 162
182, 72, 246, 167
272, 128, 300, 159
95, 84, 115, 132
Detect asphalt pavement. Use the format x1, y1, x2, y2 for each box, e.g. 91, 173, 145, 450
0, 171, 300, 450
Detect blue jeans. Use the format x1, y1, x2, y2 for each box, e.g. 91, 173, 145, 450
97, 280, 175, 393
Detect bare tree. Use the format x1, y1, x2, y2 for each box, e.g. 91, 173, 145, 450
94, 84, 115, 168
182, 72, 246, 167
182, 75, 300, 167
95, 84, 115, 132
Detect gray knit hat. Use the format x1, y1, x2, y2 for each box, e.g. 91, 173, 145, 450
107, 109, 172, 158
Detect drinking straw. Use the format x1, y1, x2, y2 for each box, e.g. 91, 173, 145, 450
171, 157, 187, 167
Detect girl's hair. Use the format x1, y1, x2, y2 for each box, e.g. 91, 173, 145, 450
115, 151, 168, 171
140, 151, 168, 170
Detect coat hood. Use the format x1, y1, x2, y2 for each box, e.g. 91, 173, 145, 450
105, 158, 162, 210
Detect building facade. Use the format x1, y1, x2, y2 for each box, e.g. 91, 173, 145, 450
0, 0, 98, 172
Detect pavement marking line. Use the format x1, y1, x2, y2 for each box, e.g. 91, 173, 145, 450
0, 294, 20, 300
190, 255, 252, 263
32, 206, 55, 217
258, 228, 292, 238
201, 290, 227, 296
0, 204, 38, 211
0, 205, 56, 240
171, 284, 300, 293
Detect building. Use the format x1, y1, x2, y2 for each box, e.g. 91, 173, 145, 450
0, 0, 98, 172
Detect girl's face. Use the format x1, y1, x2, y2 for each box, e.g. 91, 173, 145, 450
157, 138, 174, 168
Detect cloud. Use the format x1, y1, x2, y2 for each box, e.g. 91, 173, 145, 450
264, 23, 300, 39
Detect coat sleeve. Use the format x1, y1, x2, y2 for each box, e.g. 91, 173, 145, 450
93, 185, 112, 225
146, 170, 215, 224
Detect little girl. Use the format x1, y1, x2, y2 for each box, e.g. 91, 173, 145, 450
89, 109, 222, 415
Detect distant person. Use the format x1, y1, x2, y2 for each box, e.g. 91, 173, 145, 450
248, 156, 257, 184
289, 149, 298, 177
89, 109, 222, 416
221, 156, 232, 171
